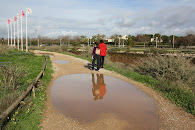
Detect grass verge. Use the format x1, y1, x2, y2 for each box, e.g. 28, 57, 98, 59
0, 49, 53, 129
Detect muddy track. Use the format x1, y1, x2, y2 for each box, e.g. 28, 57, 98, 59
33, 50, 195, 130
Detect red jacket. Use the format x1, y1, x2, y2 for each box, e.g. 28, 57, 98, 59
99, 43, 107, 56
100, 84, 106, 97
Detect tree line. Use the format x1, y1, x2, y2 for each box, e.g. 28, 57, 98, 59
1, 32, 195, 48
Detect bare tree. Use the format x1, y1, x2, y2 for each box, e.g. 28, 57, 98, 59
64, 35, 71, 45
111, 34, 119, 46
142, 35, 150, 48
185, 31, 195, 46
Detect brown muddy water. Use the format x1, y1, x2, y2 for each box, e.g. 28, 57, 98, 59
53, 60, 70, 64
51, 73, 159, 129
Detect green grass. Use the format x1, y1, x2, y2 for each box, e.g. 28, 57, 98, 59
0, 50, 44, 89
4, 58, 53, 130
0, 49, 53, 129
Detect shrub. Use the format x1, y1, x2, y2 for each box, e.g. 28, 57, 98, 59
60, 45, 70, 52
133, 54, 195, 114
0, 45, 8, 55
0, 65, 27, 115
144, 47, 168, 54
45, 45, 60, 52
28, 46, 38, 50
107, 47, 121, 52
0, 65, 27, 90
80, 47, 93, 58
134, 54, 195, 92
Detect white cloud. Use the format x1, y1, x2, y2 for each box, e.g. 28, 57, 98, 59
0, 0, 195, 38
45, 31, 79, 38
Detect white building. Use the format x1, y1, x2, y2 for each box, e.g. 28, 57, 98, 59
107, 35, 128, 42
107, 38, 114, 42
151, 37, 163, 42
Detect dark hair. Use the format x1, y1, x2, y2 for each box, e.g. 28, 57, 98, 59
94, 42, 99, 47
100, 40, 104, 43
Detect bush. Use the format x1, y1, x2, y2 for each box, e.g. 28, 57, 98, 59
144, 47, 168, 54
133, 54, 195, 114
80, 47, 93, 58
0, 45, 8, 55
0, 65, 27, 115
107, 47, 121, 52
45, 45, 60, 52
60, 45, 70, 52
28, 46, 38, 50
134, 55, 195, 91
0, 65, 27, 90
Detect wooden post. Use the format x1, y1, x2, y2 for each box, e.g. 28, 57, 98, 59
32, 86, 35, 98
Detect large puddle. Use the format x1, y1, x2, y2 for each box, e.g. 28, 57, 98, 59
53, 60, 70, 64
51, 73, 159, 129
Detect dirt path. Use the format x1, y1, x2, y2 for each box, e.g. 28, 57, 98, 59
33, 50, 195, 130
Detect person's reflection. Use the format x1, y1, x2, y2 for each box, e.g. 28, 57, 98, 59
91, 73, 106, 100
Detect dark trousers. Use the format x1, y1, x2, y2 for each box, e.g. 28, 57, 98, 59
92, 54, 100, 70
100, 56, 105, 67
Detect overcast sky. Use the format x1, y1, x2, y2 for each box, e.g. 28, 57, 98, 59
0, 0, 195, 38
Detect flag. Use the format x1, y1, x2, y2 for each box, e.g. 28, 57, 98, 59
8, 20, 10, 24
22, 10, 25, 16
14, 16, 17, 21
27, 8, 32, 14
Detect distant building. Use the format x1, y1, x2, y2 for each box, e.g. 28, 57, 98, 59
107, 38, 114, 42
151, 37, 163, 42
107, 35, 128, 42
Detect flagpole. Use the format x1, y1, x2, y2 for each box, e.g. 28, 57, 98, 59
13, 16, 16, 47
10, 17, 12, 46
26, 8, 28, 52
21, 10, 23, 51
17, 13, 19, 50
7, 21, 9, 46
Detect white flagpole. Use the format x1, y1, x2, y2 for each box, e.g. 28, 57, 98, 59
13, 16, 16, 47
17, 13, 19, 50
26, 8, 28, 52
21, 10, 23, 51
7, 21, 9, 46
10, 17, 12, 46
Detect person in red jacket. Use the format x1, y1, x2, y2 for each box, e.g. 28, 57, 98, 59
99, 40, 107, 68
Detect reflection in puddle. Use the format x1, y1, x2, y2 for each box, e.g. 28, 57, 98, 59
51, 73, 159, 129
53, 60, 70, 64
92, 74, 106, 100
